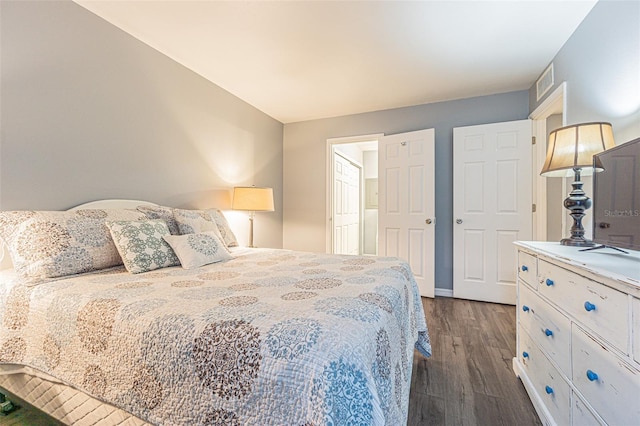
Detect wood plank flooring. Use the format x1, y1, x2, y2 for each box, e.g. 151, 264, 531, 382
0, 389, 64, 426
2, 296, 540, 425
408, 297, 541, 426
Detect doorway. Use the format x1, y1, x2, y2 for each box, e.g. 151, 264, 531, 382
327, 135, 381, 255
530, 82, 567, 241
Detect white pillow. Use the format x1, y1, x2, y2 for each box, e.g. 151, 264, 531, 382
163, 231, 232, 269
173, 209, 223, 240
0, 209, 146, 280
107, 219, 180, 274
208, 209, 239, 247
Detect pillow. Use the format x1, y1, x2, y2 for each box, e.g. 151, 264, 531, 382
136, 205, 180, 235
0, 209, 146, 281
106, 220, 180, 274
163, 231, 232, 269
173, 209, 222, 239
208, 209, 239, 247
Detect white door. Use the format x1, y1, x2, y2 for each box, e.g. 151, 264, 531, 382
453, 120, 532, 304
333, 153, 361, 255
379, 129, 435, 298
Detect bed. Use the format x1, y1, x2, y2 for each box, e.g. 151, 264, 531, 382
0, 200, 431, 425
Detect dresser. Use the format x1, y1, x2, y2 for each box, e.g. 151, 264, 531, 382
513, 241, 640, 426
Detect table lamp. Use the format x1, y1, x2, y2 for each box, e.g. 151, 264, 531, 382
232, 186, 274, 247
540, 122, 615, 246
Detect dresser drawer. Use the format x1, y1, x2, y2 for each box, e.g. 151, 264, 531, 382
572, 324, 640, 426
519, 283, 571, 376
633, 297, 640, 365
518, 326, 571, 426
571, 392, 603, 426
518, 250, 538, 289
538, 259, 629, 352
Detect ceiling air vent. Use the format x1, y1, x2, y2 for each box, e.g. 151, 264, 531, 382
536, 63, 554, 101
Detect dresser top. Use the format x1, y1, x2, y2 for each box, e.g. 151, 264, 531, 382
515, 241, 640, 290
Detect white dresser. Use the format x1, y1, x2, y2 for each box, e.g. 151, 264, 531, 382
512, 241, 640, 426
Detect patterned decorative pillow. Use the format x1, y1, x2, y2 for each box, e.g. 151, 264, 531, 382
0, 209, 146, 281
173, 209, 223, 239
208, 209, 239, 247
136, 205, 180, 235
106, 220, 180, 274
163, 231, 232, 269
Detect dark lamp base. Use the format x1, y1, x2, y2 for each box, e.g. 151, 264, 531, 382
560, 237, 595, 247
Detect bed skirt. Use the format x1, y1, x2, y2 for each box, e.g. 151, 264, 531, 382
0, 365, 149, 425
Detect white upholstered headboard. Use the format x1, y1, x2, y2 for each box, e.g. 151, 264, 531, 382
0, 199, 158, 271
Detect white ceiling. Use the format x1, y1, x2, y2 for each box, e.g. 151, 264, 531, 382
74, 0, 597, 123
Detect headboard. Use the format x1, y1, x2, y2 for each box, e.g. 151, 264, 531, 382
0, 199, 158, 271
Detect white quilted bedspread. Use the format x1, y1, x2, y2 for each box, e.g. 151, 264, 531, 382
0, 249, 431, 425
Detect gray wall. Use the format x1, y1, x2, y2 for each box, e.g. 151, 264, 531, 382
530, 0, 640, 144
283, 91, 529, 291
0, 0, 284, 248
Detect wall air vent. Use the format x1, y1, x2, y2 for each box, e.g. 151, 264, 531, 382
536, 63, 554, 101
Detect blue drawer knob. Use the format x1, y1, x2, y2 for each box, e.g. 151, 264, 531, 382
522, 305, 530, 312
584, 301, 597, 312
544, 329, 554, 337
586, 370, 599, 381
545, 278, 554, 286
545, 385, 554, 394
521, 265, 529, 272
522, 351, 529, 358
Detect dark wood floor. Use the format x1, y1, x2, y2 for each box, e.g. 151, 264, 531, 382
408, 297, 541, 426
0, 390, 63, 426
2, 297, 540, 426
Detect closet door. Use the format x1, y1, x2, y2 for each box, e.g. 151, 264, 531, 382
379, 128, 435, 298
333, 152, 361, 255
453, 120, 532, 304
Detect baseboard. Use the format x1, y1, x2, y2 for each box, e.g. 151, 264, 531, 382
434, 288, 453, 298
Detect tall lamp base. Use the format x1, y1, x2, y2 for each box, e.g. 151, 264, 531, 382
560, 237, 594, 247
561, 167, 595, 247
248, 211, 255, 248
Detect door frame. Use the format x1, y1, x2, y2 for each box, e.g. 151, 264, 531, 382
326, 133, 383, 254
529, 82, 567, 241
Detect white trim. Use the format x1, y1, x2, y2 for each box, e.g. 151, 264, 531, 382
326, 133, 383, 145
325, 134, 383, 253
530, 81, 567, 120
435, 288, 453, 298
529, 82, 567, 241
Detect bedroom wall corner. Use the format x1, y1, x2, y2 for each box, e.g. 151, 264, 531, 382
529, 0, 640, 144
0, 0, 284, 248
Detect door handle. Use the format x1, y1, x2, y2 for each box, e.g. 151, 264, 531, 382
425, 218, 434, 225
456, 219, 463, 224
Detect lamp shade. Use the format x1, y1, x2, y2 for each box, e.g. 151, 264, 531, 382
540, 122, 615, 178
232, 187, 275, 212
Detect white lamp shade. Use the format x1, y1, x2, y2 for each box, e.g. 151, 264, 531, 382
232, 187, 275, 212
540, 122, 615, 177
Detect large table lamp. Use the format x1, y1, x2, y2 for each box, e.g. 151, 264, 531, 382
232, 186, 274, 248
540, 122, 615, 247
